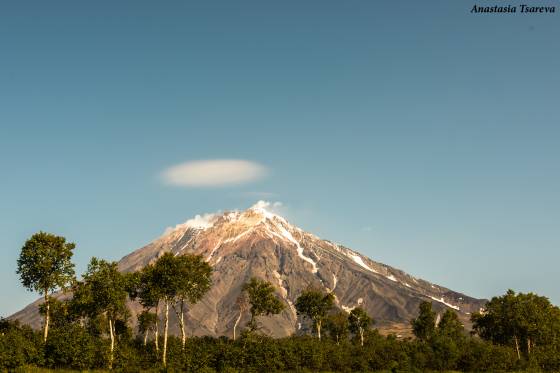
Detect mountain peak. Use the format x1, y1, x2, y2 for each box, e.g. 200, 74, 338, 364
162, 201, 291, 242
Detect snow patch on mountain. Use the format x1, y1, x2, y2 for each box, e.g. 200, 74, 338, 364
223, 228, 254, 244
430, 296, 460, 310
274, 221, 318, 273
386, 274, 398, 282
350, 254, 377, 274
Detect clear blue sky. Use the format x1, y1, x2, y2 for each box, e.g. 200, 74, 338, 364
1, 0, 559, 317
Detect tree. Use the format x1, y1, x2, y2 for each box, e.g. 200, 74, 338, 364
411, 301, 436, 341
16, 232, 76, 342
131, 264, 161, 353
39, 297, 72, 330
171, 254, 213, 349
242, 277, 285, 332
149, 252, 181, 367
437, 309, 464, 340
348, 307, 373, 346
137, 311, 157, 346
73, 257, 129, 369
472, 289, 560, 360
295, 288, 334, 340
325, 312, 349, 344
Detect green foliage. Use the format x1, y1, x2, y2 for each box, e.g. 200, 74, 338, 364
437, 309, 464, 340
16, 232, 76, 294
348, 307, 373, 346
137, 311, 157, 336
43, 324, 101, 370
0, 319, 43, 370
411, 301, 436, 341
131, 264, 160, 309
71, 257, 129, 368
242, 277, 285, 331
295, 288, 335, 339
176, 254, 213, 304
472, 289, 560, 360
0, 320, 554, 372
77, 257, 129, 320
325, 312, 349, 344
38, 297, 72, 329
16, 232, 76, 341
150, 252, 181, 302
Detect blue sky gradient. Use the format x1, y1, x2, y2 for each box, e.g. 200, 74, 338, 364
1, 0, 559, 316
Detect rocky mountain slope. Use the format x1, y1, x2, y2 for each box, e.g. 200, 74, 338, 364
11, 201, 486, 338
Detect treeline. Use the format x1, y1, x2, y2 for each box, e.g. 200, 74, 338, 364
1, 231, 560, 372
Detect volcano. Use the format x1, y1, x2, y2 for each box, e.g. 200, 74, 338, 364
11, 201, 486, 338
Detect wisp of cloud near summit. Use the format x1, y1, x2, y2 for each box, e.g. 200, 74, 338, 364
161, 159, 268, 187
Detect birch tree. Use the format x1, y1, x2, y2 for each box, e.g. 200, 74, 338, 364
295, 288, 334, 340
411, 301, 436, 342
137, 311, 157, 346
348, 307, 372, 346
242, 277, 285, 333
16, 232, 76, 342
325, 312, 349, 344
132, 264, 161, 353
472, 289, 560, 360
172, 254, 212, 349
75, 258, 128, 369
150, 253, 180, 367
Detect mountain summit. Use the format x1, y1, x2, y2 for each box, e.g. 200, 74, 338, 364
11, 201, 485, 337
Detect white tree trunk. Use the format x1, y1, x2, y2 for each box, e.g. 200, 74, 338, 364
173, 300, 187, 350
233, 310, 243, 340
163, 300, 169, 367
180, 306, 186, 349
514, 335, 521, 360
43, 291, 50, 342
155, 303, 159, 353
360, 328, 364, 347
108, 318, 115, 369
317, 320, 322, 340
143, 330, 148, 346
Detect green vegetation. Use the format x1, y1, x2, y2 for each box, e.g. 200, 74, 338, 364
242, 277, 285, 332
3, 231, 560, 372
295, 288, 335, 340
16, 232, 76, 342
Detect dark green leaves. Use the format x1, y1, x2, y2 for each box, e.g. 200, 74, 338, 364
16, 231, 75, 294
411, 301, 436, 341
242, 277, 285, 331
295, 288, 334, 323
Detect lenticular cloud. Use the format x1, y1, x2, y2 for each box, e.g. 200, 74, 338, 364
161, 159, 268, 187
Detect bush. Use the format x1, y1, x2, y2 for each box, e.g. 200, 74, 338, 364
44, 324, 102, 369
0, 319, 43, 370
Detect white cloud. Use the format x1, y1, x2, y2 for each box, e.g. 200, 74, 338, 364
161, 159, 268, 187
163, 213, 217, 235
